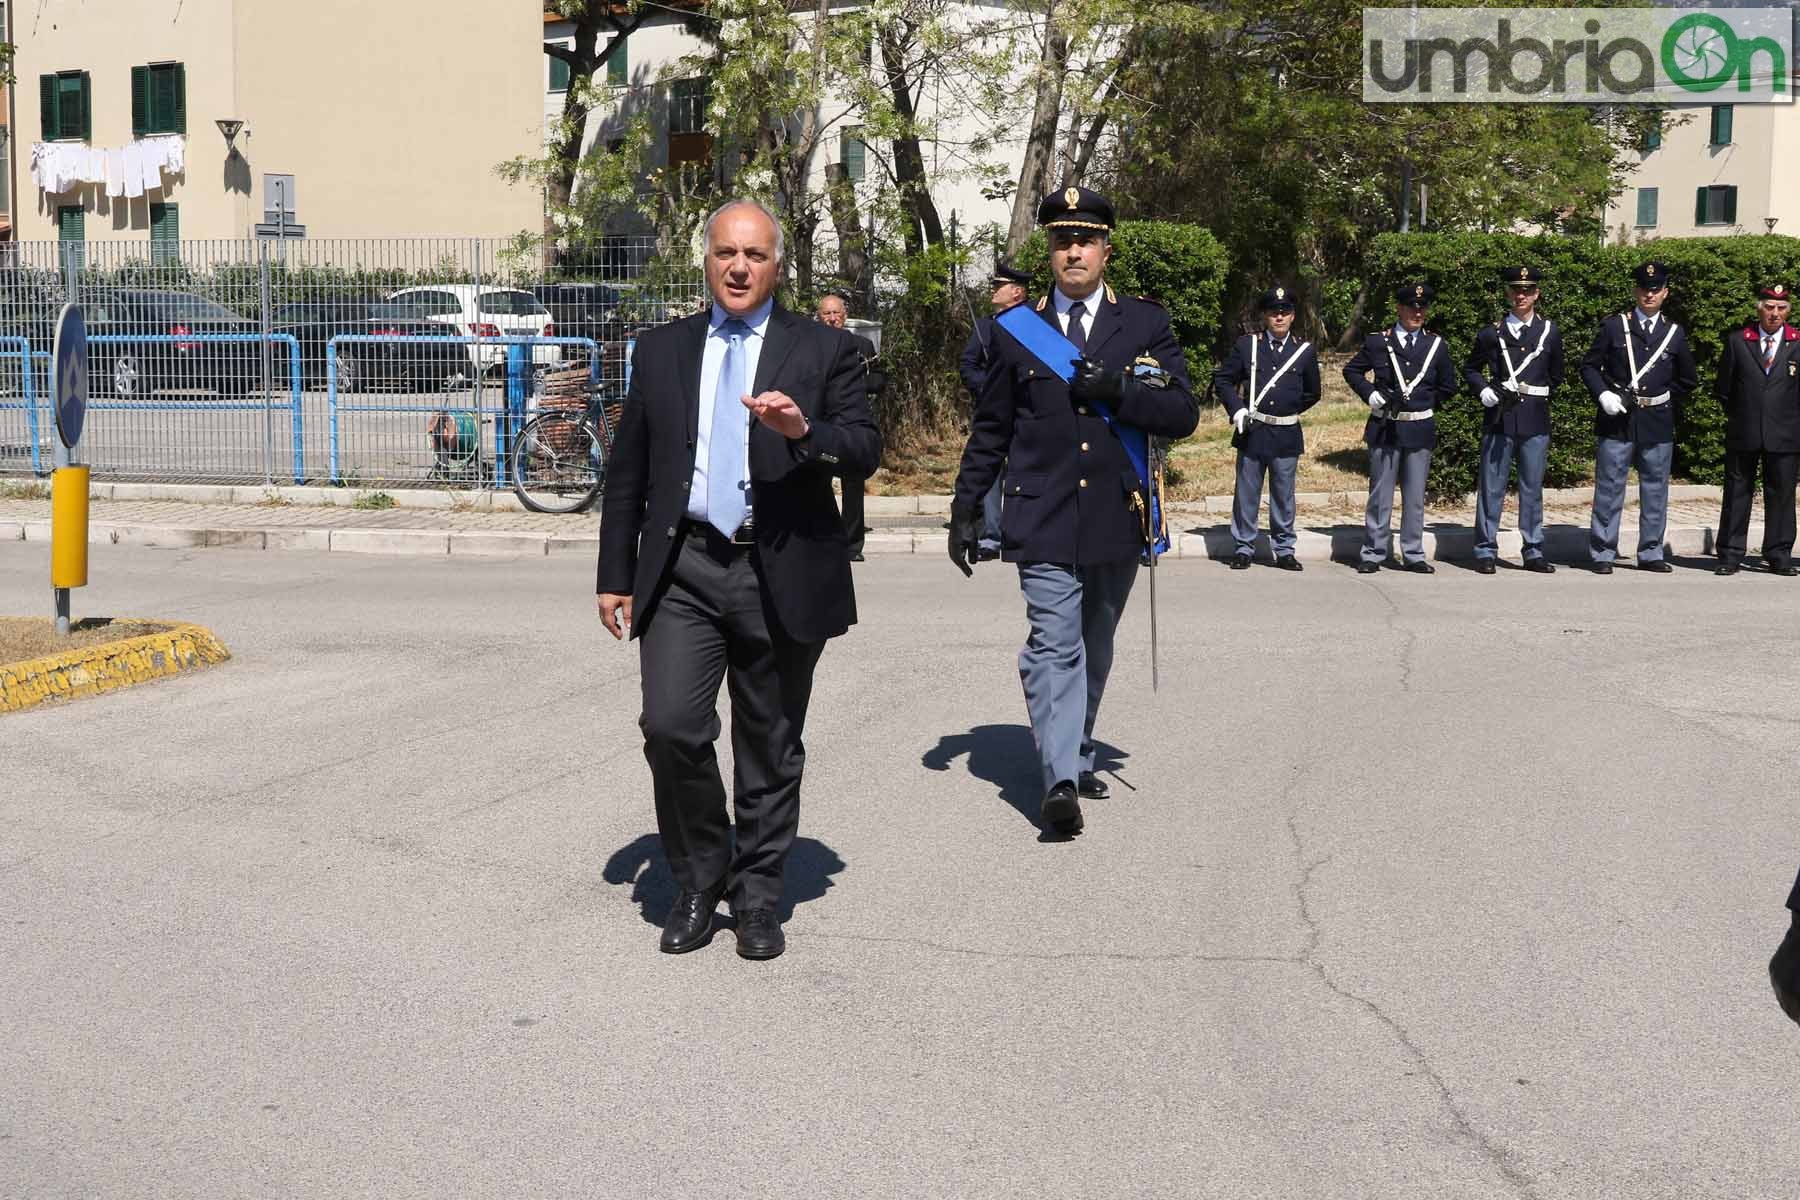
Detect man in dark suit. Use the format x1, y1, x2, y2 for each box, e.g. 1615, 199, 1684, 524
961, 263, 1033, 558
597, 199, 880, 960
1580, 261, 1699, 574
1463, 266, 1565, 574
1713, 283, 1800, 576
1213, 285, 1321, 571
947, 187, 1199, 836
1774, 869, 1800, 1025
1344, 282, 1458, 574
816, 290, 887, 561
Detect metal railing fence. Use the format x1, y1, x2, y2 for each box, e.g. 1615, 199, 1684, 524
0, 236, 703, 486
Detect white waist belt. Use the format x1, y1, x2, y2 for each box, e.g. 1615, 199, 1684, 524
1383, 408, 1434, 422
1634, 392, 1671, 407
1248, 410, 1300, 426
1504, 383, 1550, 398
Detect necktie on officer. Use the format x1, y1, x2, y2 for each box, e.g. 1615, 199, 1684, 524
1764, 332, 1778, 374
1066, 301, 1088, 354
708, 317, 750, 537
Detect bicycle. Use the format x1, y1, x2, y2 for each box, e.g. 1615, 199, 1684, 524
509, 382, 621, 514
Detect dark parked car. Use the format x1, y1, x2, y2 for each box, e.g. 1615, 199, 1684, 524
270, 300, 472, 393
84, 289, 263, 399
530, 283, 625, 348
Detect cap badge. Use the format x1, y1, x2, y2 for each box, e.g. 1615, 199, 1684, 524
1064, 187, 1081, 210
1517, 267, 1529, 280
1275, 287, 1285, 300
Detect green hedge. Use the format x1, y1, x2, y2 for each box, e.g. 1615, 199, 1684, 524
1363, 232, 1800, 498
1017, 220, 1230, 381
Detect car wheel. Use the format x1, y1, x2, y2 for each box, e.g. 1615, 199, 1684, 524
112, 353, 143, 399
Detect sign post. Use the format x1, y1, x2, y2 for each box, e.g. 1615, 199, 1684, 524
50, 304, 89, 637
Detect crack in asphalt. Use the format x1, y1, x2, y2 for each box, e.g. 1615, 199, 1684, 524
1356, 576, 1420, 693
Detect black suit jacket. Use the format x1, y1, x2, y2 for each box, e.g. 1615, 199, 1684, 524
1579, 314, 1698, 447
1462, 316, 1565, 439
597, 305, 882, 643
1714, 324, 1800, 454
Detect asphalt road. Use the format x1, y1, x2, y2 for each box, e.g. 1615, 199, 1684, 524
2, 545, 1796, 1199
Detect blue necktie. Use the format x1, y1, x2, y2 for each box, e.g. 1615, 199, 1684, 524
707, 318, 750, 537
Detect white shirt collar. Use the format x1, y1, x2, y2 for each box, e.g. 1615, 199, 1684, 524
1505, 312, 1534, 333
1266, 330, 1288, 352
1633, 307, 1659, 329
1392, 323, 1424, 342
1053, 285, 1104, 315
710, 298, 775, 336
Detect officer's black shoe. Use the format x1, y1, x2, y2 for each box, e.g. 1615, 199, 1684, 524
1042, 781, 1083, 834
1077, 771, 1110, 800
1592, 561, 1613, 575
1716, 560, 1741, 576
1274, 555, 1302, 572
1475, 558, 1497, 575
1771, 912, 1800, 1026
1229, 553, 1252, 570
660, 880, 727, 954
733, 908, 785, 960
1524, 557, 1555, 574
1403, 560, 1435, 574
1639, 559, 1672, 573
1769, 561, 1798, 577
849, 551, 865, 562
1355, 560, 1381, 574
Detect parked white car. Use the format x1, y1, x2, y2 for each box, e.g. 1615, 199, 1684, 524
385, 285, 563, 376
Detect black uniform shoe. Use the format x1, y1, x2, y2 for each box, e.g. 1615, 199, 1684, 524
1773, 914, 1800, 1026
1769, 561, 1798, 577
1077, 771, 1110, 800
660, 881, 727, 954
733, 908, 785, 960
1639, 559, 1672, 573
1229, 553, 1252, 570
1716, 560, 1741, 576
1042, 780, 1083, 834
1474, 558, 1497, 575
1356, 560, 1381, 574
1274, 555, 1303, 572
849, 551, 865, 562
1592, 561, 1613, 575
1403, 560, 1435, 574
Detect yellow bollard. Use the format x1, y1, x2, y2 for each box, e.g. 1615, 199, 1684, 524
50, 465, 90, 589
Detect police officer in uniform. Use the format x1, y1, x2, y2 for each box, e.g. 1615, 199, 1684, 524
960, 263, 1034, 560
947, 186, 1199, 836
1213, 285, 1320, 570
1712, 282, 1800, 576
1463, 266, 1565, 574
1580, 261, 1699, 573
1344, 282, 1457, 574
1774, 869, 1800, 1025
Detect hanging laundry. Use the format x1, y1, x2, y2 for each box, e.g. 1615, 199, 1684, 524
105, 149, 125, 198
135, 140, 163, 194
122, 142, 146, 199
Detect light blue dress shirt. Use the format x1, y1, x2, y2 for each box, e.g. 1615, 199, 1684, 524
689, 298, 774, 524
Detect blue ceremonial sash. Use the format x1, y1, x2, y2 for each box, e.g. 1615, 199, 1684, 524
994, 304, 1169, 556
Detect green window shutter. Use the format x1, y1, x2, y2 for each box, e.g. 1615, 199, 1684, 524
57, 206, 85, 243
548, 52, 570, 91
1711, 104, 1733, 145
132, 65, 149, 137
150, 204, 179, 265
79, 72, 92, 140
56, 75, 84, 140
1645, 123, 1661, 152
841, 128, 865, 183
172, 64, 186, 134
40, 74, 57, 139
1636, 187, 1657, 227
607, 38, 626, 85
1696, 186, 1708, 225
1723, 186, 1738, 225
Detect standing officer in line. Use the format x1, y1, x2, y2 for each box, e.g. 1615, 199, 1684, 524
1774, 869, 1800, 1025
1580, 261, 1699, 574
1712, 283, 1800, 577
1344, 282, 1457, 574
816, 290, 886, 562
1463, 266, 1565, 574
946, 186, 1199, 837
1213, 286, 1320, 570
960, 263, 1033, 560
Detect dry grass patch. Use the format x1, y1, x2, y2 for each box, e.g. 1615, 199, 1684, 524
0, 617, 175, 665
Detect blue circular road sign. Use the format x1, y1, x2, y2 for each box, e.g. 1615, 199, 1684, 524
53, 304, 88, 450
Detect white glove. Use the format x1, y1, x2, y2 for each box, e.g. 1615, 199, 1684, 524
1599, 390, 1626, 417
1232, 407, 1250, 434
1368, 390, 1388, 414
1480, 387, 1501, 408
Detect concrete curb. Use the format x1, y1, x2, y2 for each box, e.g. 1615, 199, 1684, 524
1, 621, 231, 714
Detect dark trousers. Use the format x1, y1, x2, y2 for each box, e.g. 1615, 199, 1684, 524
1718, 450, 1799, 567
638, 527, 825, 911
840, 477, 866, 557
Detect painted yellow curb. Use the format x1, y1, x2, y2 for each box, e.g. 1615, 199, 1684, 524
0, 622, 231, 714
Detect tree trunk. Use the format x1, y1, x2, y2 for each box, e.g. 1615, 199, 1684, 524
878, 23, 945, 254
1007, 13, 1069, 255
825, 162, 869, 298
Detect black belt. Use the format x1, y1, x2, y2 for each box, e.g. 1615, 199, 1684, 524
682, 518, 756, 554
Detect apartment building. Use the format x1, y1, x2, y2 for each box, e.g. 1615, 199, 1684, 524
1607, 102, 1800, 241
13, 0, 545, 245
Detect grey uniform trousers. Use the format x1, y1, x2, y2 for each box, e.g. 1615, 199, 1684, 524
1474, 431, 1550, 560
1363, 445, 1433, 564
1589, 437, 1672, 563
1231, 451, 1299, 557
1016, 560, 1138, 793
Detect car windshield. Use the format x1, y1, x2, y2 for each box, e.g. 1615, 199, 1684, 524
477, 291, 549, 316
133, 293, 246, 321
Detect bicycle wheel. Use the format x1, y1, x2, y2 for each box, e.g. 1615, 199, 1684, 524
510, 410, 605, 513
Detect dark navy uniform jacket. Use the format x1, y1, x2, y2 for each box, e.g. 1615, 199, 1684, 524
953, 287, 1199, 566
1343, 328, 1457, 451
1462, 316, 1565, 439
1212, 332, 1321, 460
1579, 313, 1698, 447
959, 318, 995, 398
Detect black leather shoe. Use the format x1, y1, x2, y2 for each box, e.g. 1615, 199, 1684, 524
1229, 553, 1252, 570
1773, 914, 1800, 1026
1042, 780, 1083, 834
1403, 560, 1435, 574
1592, 561, 1613, 575
1274, 555, 1302, 571
1638, 559, 1671, 573
848, 551, 865, 562
1356, 560, 1381, 574
1474, 558, 1497, 575
733, 908, 785, 960
1077, 771, 1110, 800
1715, 560, 1741, 576
660, 881, 726, 954
1524, 557, 1555, 574
1769, 562, 1798, 577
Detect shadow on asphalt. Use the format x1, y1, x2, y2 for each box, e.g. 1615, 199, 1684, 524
921, 723, 1127, 842
601, 833, 846, 924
